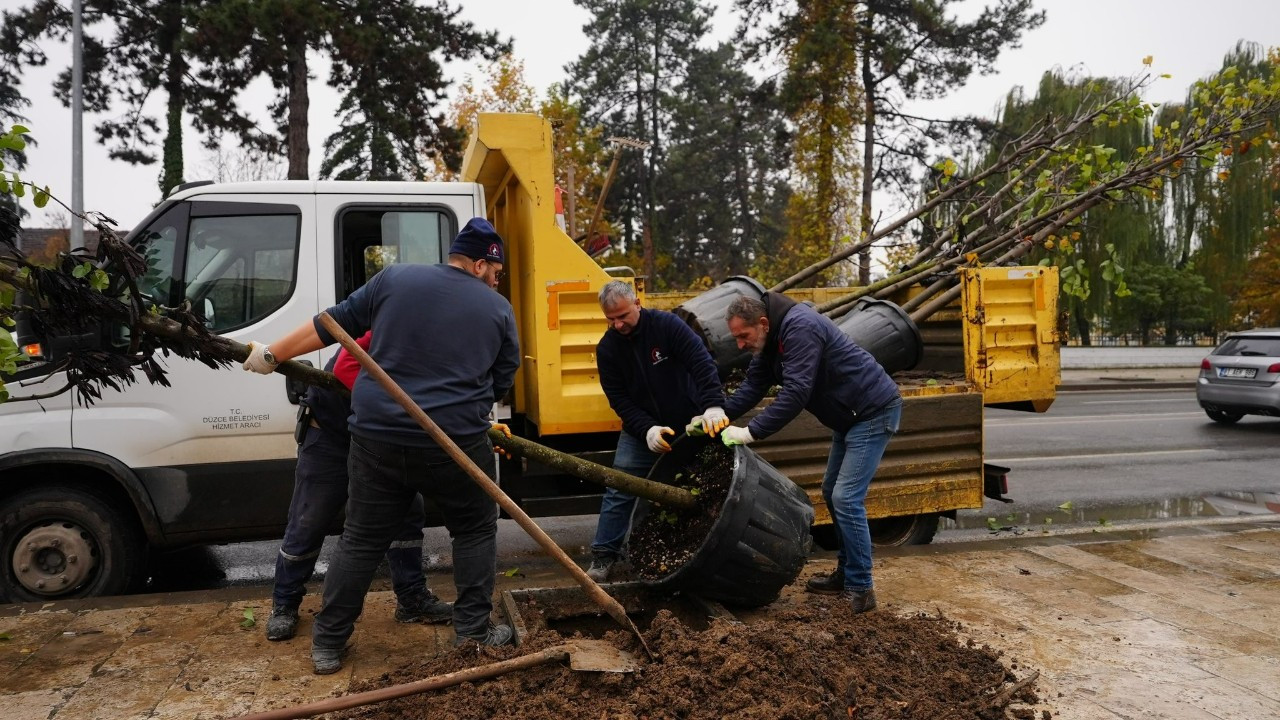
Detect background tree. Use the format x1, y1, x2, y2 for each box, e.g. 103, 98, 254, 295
0, 10, 37, 231
428, 54, 539, 181
850, 0, 1043, 284
661, 44, 792, 286
321, 0, 507, 180
738, 0, 861, 286
567, 0, 712, 288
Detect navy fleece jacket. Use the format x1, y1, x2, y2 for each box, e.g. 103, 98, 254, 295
724, 292, 898, 440
315, 263, 520, 446
596, 308, 726, 440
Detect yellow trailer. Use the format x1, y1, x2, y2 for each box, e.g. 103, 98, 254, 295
462, 112, 1060, 543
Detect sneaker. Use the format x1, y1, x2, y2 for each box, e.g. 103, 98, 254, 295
586, 556, 616, 582
453, 622, 514, 647
841, 588, 878, 614
265, 605, 300, 641
805, 567, 844, 595
394, 590, 453, 624
312, 645, 349, 675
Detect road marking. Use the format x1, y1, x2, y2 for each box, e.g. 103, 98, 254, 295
988, 448, 1217, 464
1081, 398, 1192, 405
987, 411, 1204, 427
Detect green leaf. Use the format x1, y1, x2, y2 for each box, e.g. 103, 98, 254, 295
13, 182, 24, 198
89, 269, 110, 292
986, 517, 1000, 531
33, 186, 49, 208
503, 567, 522, 577
689, 488, 700, 496
72, 262, 92, 279
240, 607, 256, 629
1058, 501, 1074, 512
11, 125, 29, 134
0, 631, 10, 641
925, 378, 938, 386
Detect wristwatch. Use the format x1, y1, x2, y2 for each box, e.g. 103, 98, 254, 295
262, 346, 277, 365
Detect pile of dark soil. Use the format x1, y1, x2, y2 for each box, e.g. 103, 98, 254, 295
627, 443, 734, 579
339, 600, 1046, 720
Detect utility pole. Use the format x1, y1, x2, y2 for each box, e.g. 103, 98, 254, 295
70, 0, 85, 252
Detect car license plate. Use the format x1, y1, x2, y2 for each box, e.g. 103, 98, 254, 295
1219, 367, 1257, 379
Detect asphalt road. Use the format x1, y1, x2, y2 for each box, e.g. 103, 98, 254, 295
145, 387, 1280, 593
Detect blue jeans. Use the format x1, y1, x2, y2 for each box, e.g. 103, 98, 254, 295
272, 426, 428, 609
590, 431, 660, 560
313, 433, 498, 650
822, 398, 903, 592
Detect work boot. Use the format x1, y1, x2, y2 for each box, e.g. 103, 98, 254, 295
394, 589, 454, 624
586, 556, 616, 582
311, 645, 349, 675
805, 567, 844, 595
265, 604, 300, 641
454, 622, 515, 647
842, 588, 878, 614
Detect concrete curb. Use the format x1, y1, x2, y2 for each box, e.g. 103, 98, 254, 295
1057, 380, 1196, 392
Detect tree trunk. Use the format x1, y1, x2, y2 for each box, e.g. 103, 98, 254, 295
286, 35, 310, 180
858, 16, 875, 286
158, 0, 185, 197
487, 429, 696, 509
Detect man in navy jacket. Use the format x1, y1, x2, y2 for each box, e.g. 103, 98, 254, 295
720, 292, 901, 614
243, 217, 520, 672
589, 280, 727, 581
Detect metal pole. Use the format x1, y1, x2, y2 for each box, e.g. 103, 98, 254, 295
70, 0, 84, 252
566, 165, 577, 238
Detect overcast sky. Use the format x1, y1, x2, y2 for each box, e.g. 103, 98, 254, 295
15, 0, 1280, 231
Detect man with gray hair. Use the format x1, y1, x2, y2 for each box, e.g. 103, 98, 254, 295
720, 292, 901, 614
588, 279, 727, 581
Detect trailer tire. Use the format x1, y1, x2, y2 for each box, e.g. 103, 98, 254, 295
869, 512, 940, 546
0, 486, 146, 602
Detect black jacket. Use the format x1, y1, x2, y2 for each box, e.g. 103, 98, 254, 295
596, 308, 725, 440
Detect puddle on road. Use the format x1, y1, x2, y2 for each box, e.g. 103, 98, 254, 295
947, 491, 1280, 533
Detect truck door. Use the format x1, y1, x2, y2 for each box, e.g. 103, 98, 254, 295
71, 194, 320, 542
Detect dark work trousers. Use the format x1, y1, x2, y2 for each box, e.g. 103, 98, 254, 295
312, 433, 499, 651
272, 425, 429, 609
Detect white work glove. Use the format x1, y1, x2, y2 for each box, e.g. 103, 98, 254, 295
720, 425, 754, 447
243, 341, 279, 375
699, 407, 730, 437
645, 425, 675, 453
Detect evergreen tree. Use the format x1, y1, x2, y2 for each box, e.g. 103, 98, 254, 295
567, 0, 712, 288
661, 44, 791, 286
320, 0, 506, 180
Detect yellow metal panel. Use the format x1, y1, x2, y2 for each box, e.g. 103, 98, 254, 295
961, 266, 1060, 410
461, 113, 623, 435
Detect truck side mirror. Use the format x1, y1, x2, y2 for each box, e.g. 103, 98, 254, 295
285, 359, 313, 405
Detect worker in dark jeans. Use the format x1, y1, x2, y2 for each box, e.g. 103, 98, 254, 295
244, 218, 520, 674
720, 293, 901, 614
266, 331, 452, 642
588, 280, 727, 581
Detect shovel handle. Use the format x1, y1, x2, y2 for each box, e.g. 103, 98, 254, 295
315, 314, 645, 650
234, 646, 569, 720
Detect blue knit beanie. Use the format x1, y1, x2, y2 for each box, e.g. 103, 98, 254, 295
449, 217, 505, 264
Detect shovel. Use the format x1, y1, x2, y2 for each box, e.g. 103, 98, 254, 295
316, 313, 653, 658
233, 639, 638, 720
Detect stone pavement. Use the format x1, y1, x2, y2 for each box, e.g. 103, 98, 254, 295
3, 519, 1278, 719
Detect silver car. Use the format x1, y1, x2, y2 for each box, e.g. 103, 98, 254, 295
1196, 328, 1280, 424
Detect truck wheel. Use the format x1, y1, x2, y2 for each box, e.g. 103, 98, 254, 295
869, 512, 940, 546
1205, 409, 1243, 425
0, 487, 146, 602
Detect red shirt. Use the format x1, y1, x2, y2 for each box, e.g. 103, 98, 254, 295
332, 331, 373, 390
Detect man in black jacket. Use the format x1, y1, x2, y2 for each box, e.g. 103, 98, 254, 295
720, 292, 901, 614
588, 280, 727, 581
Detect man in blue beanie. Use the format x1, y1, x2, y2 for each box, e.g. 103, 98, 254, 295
242, 216, 520, 673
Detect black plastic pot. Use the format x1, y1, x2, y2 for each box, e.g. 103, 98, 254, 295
833, 297, 923, 375
638, 435, 814, 607
672, 276, 765, 377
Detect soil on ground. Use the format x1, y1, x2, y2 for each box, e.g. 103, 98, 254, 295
339, 596, 1047, 720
